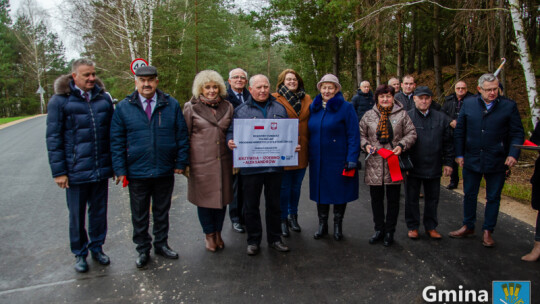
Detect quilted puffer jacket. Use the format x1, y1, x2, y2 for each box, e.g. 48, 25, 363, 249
359, 101, 417, 185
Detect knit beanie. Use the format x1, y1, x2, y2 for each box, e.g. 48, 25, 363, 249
317, 74, 342, 92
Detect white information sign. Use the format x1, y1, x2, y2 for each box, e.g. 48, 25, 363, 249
233, 118, 298, 168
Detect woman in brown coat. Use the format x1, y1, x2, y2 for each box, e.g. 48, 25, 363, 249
272, 69, 313, 237
184, 70, 234, 252
360, 84, 417, 247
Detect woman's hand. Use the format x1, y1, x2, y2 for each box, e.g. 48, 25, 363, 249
295, 144, 301, 152
228, 139, 237, 150
392, 145, 402, 156
365, 144, 374, 154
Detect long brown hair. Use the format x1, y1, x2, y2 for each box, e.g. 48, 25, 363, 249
275, 69, 305, 91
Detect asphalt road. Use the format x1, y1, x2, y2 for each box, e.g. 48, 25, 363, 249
0, 116, 538, 304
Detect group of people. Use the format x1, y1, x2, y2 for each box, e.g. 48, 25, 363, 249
46, 58, 540, 274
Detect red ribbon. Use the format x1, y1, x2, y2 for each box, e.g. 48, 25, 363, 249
524, 139, 537, 147
377, 148, 403, 182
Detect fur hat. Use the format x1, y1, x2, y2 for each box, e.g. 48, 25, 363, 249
317, 74, 341, 92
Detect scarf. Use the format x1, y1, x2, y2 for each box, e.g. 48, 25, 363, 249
200, 95, 221, 108
278, 84, 305, 116
376, 103, 393, 144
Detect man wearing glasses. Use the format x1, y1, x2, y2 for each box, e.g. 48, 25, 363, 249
442, 80, 473, 189
449, 73, 524, 247
226, 68, 252, 233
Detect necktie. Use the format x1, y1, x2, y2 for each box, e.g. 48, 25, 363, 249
238, 93, 243, 103
145, 99, 152, 121
83, 92, 89, 102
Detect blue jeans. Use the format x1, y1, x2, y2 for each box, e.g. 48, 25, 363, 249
197, 206, 227, 234
280, 168, 306, 219
462, 168, 506, 231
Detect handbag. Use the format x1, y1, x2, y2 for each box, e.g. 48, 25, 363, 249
390, 142, 413, 171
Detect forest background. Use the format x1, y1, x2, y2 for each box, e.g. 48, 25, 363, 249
0, 0, 538, 128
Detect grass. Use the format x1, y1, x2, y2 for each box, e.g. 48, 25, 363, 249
469, 168, 533, 204
0, 116, 32, 125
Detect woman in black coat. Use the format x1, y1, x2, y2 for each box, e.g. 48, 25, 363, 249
522, 121, 540, 261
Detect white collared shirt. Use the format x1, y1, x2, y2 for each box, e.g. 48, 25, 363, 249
75, 85, 91, 101
139, 93, 157, 114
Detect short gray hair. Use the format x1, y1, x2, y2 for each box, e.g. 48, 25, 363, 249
478, 73, 498, 87
249, 74, 270, 87
229, 68, 248, 80
388, 77, 399, 85
72, 58, 95, 73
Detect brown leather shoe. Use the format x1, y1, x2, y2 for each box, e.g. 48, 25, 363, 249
205, 233, 217, 252
408, 229, 419, 239
426, 229, 442, 239
215, 231, 225, 249
482, 230, 495, 247
448, 225, 475, 238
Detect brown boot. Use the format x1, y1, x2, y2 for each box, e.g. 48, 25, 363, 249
521, 241, 540, 262
215, 231, 225, 249
448, 225, 475, 238
482, 230, 495, 247
205, 233, 217, 252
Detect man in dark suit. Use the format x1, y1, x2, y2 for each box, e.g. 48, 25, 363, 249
226, 68, 251, 233
111, 66, 189, 268
449, 73, 524, 247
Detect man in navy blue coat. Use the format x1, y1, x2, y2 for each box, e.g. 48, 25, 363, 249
110, 66, 189, 268
449, 73, 524, 247
46, 58, 114, 273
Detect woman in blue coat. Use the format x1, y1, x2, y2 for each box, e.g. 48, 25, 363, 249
308, 74, 360, 241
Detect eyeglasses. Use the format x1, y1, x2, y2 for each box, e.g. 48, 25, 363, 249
231, 75, 247, 80
285, 78, 297, 82
481, 87, 499, 93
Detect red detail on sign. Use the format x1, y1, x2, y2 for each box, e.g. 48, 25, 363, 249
271, 122, 277, 130
254, 126, 264, 130
130, 58, 149, 75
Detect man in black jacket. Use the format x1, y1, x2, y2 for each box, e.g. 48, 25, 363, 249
405, 86, 454, 240
441, 80, 473, 189
351, 80, 374, 121
394, 75, 416, 111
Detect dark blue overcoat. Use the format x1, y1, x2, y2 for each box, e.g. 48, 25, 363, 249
308, 92, 360, 204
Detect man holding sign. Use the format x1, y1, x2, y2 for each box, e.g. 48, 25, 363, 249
227, 74, 297, 256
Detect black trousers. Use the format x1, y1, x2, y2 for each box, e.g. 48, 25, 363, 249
369, 184, 401, 233
450, 160, 459, 185
242, 172, 283, 245
229, 174, 244, 224
128, 176, 174, 254
405, 176, 440, 231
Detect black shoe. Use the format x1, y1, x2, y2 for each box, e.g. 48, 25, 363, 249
232, 222, 245, 233
383, 232, 394, 247
446, 183, 457, 190
136, 252, 150, 268
313, 221, 328, 239
281, 219, 290, 237
369, 230, 385, 244
74, 256, 88, 273
91, 251, 110, 265
288, 214, 302, 232
247, 244, 260, 256
154, 245, 179, 259
269, 241, 290, 252
334, 221, 343, 241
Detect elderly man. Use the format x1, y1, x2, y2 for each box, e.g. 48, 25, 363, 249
351, 80, 374, 121
449, 74, 524, 247
442, 80, 473, 189
226, 68, 251, 233
394, 75, 416, 111
227, 74, 290, 256
46, 58, 114, 273
111, 66, 189, 268
405, 86, 454, 240
388, 77, 401, 94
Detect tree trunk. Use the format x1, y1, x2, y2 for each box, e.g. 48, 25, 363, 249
407, 8, 416, 74
355, 4, 362, 87
147, 0, 155, 65
375, 15, 381, 86
396, 10, 403, 79
487, 0, 496, 72
508, 0, 539, 126
498, 0, 507, 95
310, 48, 319, 81
433, 1, 443, 101
195, 0, 199, 74
455, 32, 462, 80
332, 34, 340, 76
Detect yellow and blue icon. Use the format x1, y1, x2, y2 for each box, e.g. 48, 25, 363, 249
493, 281, 530, 304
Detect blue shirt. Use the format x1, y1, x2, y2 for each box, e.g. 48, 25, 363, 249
138, 93, 157, 114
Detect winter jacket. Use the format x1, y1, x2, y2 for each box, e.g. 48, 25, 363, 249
454, 94, 524, 173
226, 95, 288, 175
442, 92, 474, 120
184, 97, 234, 209
394, 91, 414, 112
46, 75, 114, 184
360, 102, 417, 186
110, 90, 189, 179
272, 92, 313, 170
529, 121, 540, 210
351, 90, 375, 122
308, 92, 360, 204
407, 108, 454, 179
226, 85, 251, 109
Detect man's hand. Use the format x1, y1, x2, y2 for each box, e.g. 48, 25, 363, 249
54, 175, 69, 189
115, 175, 126, 185
443, 166, 453, 176
228, 139, 237, 150
505, 156, 517, 168
455, 157, 464, 167
174, 169, 184, 175
450, 120, 457, 128
295, 144, 301, 152
392, 145, 402, 156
